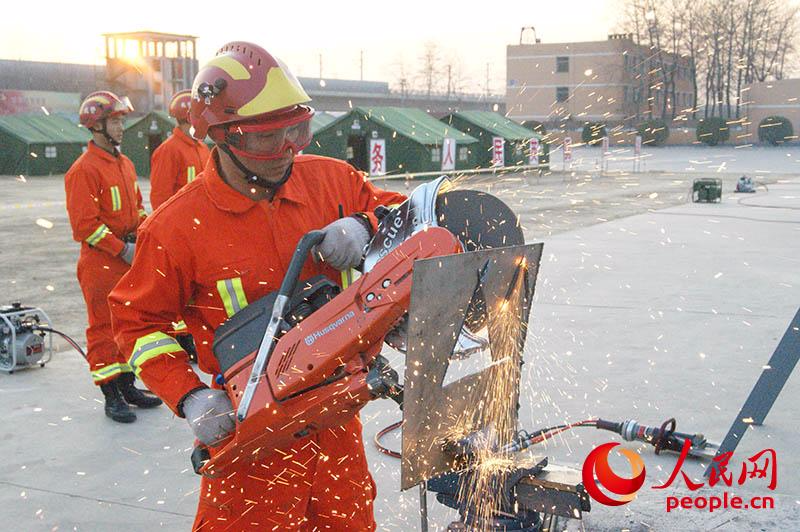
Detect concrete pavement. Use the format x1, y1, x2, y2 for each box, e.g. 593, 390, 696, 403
1, 161, 798, 530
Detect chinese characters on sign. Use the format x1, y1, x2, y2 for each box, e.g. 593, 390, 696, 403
563, 136, 572, 162
654, 440, 777, 492
585, 438, 778, 513
441, 138, 455, 171
369, 139, 386, 176
492, 137, 505, 167
529, 138, 540, 166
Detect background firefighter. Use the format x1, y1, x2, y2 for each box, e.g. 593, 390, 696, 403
109, 42, 406, 529
149, 89, 211, 211
64, 91, 163, 423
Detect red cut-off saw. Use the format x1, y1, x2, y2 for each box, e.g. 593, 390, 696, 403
192, 176, 525, 476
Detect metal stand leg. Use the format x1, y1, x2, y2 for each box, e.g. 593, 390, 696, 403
705, 307, 800, 477
419, 481, 429, 532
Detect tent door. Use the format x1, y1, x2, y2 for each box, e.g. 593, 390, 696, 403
148, 134, 164, 156
346, 135, 368, 172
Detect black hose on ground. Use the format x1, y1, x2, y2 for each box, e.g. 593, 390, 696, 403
32, 326, 88, 359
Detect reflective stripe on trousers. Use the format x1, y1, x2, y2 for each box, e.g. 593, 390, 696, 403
91, 361, 131, 383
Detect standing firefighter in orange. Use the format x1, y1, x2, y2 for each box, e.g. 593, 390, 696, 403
109, 42, 406, 530
149, 89, 211, 361
149, 89, 211, 210
65, 91, 163, 423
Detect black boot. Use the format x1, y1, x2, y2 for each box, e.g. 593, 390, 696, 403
118, 372, 163, 408
99, 379, 137, 423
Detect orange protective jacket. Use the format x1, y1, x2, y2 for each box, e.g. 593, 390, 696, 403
149, 127, 211, 211
109, 152, 406, 414
65, 141, 146, 384
65, 141, 146, 258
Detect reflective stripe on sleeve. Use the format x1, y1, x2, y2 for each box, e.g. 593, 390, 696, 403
216, 277, 249, 317
129, 332, 183, 375
86, 224, 110, 246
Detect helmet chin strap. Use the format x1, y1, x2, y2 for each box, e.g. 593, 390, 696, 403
93, 119, 121, 148
218, 143, 292, 193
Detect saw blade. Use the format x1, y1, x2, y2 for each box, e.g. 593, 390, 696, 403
435, 189, 525, 330
435, 189, 525, 251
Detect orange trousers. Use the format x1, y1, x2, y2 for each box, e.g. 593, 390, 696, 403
192, 416, 376, 531
76, 248, 131, 385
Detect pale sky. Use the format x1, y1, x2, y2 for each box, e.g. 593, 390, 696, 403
1, 0, 618, 94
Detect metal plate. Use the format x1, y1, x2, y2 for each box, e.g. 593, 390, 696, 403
401, 243, 542, 489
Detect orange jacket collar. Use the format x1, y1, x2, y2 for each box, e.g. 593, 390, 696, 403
86, 140, 119, 162
172, 126, 200, 147
202, 147, 307, 213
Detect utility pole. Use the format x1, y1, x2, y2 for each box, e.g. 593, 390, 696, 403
485, 63, 490, 98
447, 65, 452, 98
360, 50, 364, 81
319, 53, 323, 79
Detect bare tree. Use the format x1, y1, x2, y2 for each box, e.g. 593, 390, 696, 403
417, 41, 443, 98
390, 54, 416, 97
442, 54, 470, 98
619, 0, 690, 120
619, 0, 799, 120
678, 0, 704, 119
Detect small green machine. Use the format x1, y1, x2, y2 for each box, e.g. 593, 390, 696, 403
693, 178, 723, 203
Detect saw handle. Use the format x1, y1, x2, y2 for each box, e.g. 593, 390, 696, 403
281, 230, 326, 300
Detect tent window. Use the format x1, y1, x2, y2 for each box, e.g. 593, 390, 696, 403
431, 147, 440, 162
458, 147, 469, 161
45, 146, 57, 158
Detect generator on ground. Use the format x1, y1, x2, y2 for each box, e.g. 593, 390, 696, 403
0, 303, 53, 373
693, 178, 723, 203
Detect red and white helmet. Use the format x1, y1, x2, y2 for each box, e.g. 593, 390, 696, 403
79, 91, 133, 129
168, 89, 192, 122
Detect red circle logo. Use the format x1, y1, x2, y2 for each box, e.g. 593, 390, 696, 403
582, 442, 646, 506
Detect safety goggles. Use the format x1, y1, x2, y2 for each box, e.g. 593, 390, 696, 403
224, 106, 314, 161
110, 96, 135, 116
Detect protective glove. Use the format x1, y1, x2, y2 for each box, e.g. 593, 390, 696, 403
181, 388, 236, 446
314, 217, 370, 271
119, 242, 135, 265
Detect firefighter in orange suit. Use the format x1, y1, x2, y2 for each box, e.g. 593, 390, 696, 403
109, 42, 405, 530
65, 91, 162, 423
149, 89, 211, 361
149, 89, 211, 210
